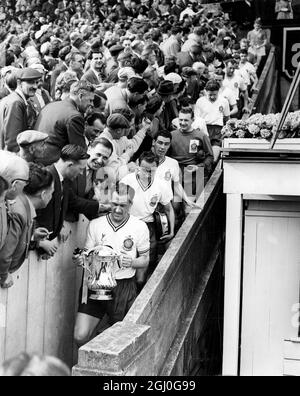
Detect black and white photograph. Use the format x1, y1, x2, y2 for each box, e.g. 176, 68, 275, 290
0, 0, 300, 379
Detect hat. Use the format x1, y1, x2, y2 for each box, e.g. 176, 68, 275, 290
164, 72, 182, 84
91, 39, 102, 54
17, 130, 48, 147
17, 68, 42, 81
107, 113, 130, 129
73, 37, 85, 49
30, 63, 47, 74
181, 66, 197, 78
157, 80, 174, 96
109, 44, 124, 57
117, 67, 136, 81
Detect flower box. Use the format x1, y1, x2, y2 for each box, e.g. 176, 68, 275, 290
223, 138, 300, 151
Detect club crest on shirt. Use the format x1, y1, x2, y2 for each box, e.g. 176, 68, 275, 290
123, 236, 134, 251
219, 106, 224, 113
150, 194, 159, 207
234, 82, 239, 88
164, 170, 172, 181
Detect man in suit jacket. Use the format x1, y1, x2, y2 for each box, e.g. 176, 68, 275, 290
82, 45, 106, 88
34, 80, 95, 166
36, 145, 107, 258
176, 44, 202, 71
0, 155, 53, 288
0, 68, 42, 152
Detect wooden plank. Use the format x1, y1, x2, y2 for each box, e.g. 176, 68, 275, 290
26, 251, 47, 354
222, 194, 243, 376
44, 223, 78, 366
4, 260, 29, 360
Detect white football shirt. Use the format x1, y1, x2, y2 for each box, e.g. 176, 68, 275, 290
85, 214, 150, 280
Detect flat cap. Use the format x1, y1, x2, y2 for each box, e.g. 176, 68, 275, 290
118, 67, 136, 81
17, 68, 42, 81
109, 44, 124, 56
17, 130, 48, 147
107, 113, 130, 129
181, 66, 197, 78
164, 72, 182, 84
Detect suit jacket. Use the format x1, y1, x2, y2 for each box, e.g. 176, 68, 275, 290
82, 69, 101, 86
34, 99, 87, 165
35, 165, 99, 240
0, 91, 28, 152
0, 195, 34, 282
176, 51, 195, 70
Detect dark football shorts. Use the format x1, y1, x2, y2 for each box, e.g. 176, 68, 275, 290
78, 277, 137, 324
207, 125, 223, 147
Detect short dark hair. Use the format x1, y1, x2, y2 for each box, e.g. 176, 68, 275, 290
225, 58, 237, 66
60, 145, 90, 162
127, 77, 148, 94
171, 25, 182, 35
86, 112, 106, 126
0, 175, 9, 196
112, 107, 135, 122
138, 151, 159, 166
131, 57, 149, 75
179, 106, 194, 117
70, 80, 95, 96
205, 80, 220, 91
155, 130, 172, 142
145, 95, 163, 115
89, 137, 113, 153
24, 163, 53, 196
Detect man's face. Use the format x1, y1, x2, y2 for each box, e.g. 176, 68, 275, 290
111, 191, 131, 224
111, 127, 127, 140
40, 181, 54, 208
91, 53, 104, 70
87, 143, 112, 170
20, 79, 39, 98
71, 55, 85, 73
139, 159, 157, 179
85, 119, 105, 141
78, 91, 95, 115
240, 53, 248, 63
123, 39, 132, 50
226, 62, 235, 77
207, 90, 219, 103
66, 159, 87, 180
153, 136, 171, 159
179, 112, 193, 133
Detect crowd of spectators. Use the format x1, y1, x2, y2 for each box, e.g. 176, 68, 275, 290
0, 0, 264, 347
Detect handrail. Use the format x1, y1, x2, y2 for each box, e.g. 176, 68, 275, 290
242, 45, 277, 119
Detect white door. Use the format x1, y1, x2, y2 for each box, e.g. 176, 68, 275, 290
240, 201, 300, 376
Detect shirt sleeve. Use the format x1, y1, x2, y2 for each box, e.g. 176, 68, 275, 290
85, 221, 97, 250
136, 221, 150, 256
159, 181, 172, 206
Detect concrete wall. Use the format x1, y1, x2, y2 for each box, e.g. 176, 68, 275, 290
73, 168, 225, 376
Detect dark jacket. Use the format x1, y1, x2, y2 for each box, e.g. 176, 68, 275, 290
34, 99, 87, 165
35, 165, 99, 240
176, 51, 195, 70
82, 69, 102, 86
0, 91, 28, 152
0, 195, 34, 282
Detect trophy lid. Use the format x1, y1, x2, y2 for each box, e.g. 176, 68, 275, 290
86, 244, 119, 258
